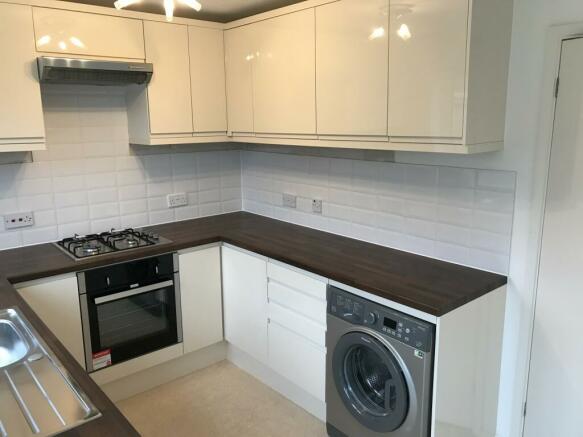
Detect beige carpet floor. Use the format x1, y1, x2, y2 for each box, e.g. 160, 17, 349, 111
117, 360, 328, 437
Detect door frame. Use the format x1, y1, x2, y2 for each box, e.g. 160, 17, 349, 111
522, 25, 583, 436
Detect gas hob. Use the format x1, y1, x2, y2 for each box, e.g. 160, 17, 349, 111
54, 228, 171, 260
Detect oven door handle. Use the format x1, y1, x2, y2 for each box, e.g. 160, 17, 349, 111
94, 280, 174, 305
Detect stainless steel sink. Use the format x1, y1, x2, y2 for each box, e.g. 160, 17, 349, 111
0, 308, 101, 437
0, 318, 30, 368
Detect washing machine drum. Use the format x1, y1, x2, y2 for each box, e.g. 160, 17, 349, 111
332, 332, 409, 433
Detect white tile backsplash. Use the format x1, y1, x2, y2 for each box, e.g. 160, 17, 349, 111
0, 87, 515, 275
0, 87, 241, 250
241, 151, 516, 274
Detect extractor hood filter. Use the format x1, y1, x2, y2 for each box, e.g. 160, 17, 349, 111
37, 57, 153, 86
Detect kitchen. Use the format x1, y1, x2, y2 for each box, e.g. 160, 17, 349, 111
0, 0, 580, 436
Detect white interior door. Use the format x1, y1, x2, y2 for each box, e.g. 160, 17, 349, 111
524, 37, 583, 436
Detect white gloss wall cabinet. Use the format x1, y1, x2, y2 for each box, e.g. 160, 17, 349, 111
179, 246, 224, 354
142, 21, 194, 136
188, 26, 228, 135
224, 25, 255, 135
388, 0, 467, 139
251, 9, 316, 135
225, 0, 512, 153
389, 0, 513, 149
0, 3, 45, 152
316, 0, 389, 137
32, 7, 145, 59
16, 274, 85, 367
222, 246, 268, 363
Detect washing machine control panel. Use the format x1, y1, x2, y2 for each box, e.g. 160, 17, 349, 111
328, 286, 434, 352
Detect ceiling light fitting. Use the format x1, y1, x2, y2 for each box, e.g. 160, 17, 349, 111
113, 0, 201, 22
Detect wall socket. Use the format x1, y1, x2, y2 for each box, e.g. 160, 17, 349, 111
167, 193, 188, 208
283, 193, 297, 209
312, 199, 323, 214
4, 212, 34, 230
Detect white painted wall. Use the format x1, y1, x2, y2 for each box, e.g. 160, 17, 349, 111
391, 0, 583, 435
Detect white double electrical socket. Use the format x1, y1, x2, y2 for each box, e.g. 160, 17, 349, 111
167, 193, 188, 208
312, 199, 323, 214
283, 193, 297, 209
4, 212, 34, 230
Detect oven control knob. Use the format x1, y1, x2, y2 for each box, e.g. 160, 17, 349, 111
365, 311, 378, 325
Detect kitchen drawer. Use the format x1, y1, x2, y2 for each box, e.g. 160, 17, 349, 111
267, 261, 327, 301
268, 281, 326, 325
268, 321, 326, 401
268, 301, 325, 347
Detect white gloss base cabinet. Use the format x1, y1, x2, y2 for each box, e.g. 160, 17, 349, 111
15, 274, 85, 368
221, 246, 269, 363
267, 261, 327, 402
179, 246, 223, 354
222, 245, 328, 416
0, 3, 45, 153
431, 286, 506, 437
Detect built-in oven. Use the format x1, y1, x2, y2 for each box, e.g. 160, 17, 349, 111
78, 253, 182, 372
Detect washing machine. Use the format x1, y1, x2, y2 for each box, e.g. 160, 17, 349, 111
326, 285, 435, 437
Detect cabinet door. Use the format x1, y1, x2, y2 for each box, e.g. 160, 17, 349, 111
316, 0, 389, 136
144, 21, 194, 135
0, 3, 45, 148
252, 9, 316, 135
188, 26, 227, 134
17, 275, 85, 367
225, 26, 255, 134
179, 246, 223, 354
222, 246, 268, 363
33, 7, 144, 59
388, 0, 468, 139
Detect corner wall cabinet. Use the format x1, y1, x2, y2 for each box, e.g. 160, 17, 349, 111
127, 22, 229, 146
0, 3, 45, 152
225, 8, 316, 138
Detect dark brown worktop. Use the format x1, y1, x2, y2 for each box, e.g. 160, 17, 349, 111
0, 211, 507, 316
0, 211, 507, 435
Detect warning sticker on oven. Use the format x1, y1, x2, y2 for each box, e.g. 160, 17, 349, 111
92, 349, 112, 370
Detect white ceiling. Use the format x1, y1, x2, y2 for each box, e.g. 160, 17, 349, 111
62, 0, 306, 22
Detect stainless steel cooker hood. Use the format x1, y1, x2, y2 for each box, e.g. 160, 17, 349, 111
37, 56, 153, 86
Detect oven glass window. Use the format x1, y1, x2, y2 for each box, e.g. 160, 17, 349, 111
96, 288, 171, 348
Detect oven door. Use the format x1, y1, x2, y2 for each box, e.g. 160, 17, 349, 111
81, 278, 181, 372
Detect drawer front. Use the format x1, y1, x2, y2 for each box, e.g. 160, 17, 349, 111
268, 301, 325, 347
268, 281, 326, 325
267, 261, 327, 301
33, 8, 145, 59
268, 321, 326, 401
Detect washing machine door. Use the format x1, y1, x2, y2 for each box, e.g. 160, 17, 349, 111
332, 331, 409, 433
